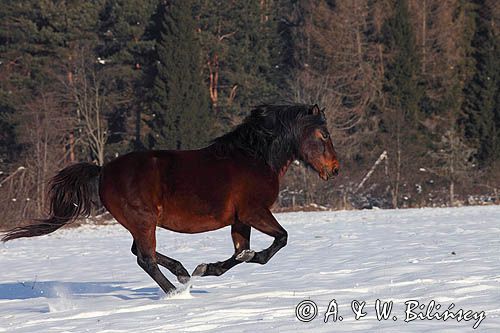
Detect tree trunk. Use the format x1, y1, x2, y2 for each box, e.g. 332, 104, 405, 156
135, 108, 141, 150
208, 54, 219, 107
69, 132, 75, 162
450, 180, 455, 207
393, 114, 402, 209
421, 0, 426, 73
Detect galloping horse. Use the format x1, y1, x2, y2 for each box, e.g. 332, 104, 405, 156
2, 104, 339, 294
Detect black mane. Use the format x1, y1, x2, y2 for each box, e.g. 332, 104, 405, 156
210, 104, 326, 172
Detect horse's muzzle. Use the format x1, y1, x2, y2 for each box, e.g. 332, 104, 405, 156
320, 166, 339, 180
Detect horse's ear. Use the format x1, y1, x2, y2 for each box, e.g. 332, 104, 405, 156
310, 104, 321, 115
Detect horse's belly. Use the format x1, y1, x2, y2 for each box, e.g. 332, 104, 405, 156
157, 197, 234, 233
158, 212, 230, 233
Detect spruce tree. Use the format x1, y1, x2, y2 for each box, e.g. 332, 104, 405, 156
147, 0, 210, 150
380, 0, 424, 207
0, 1, 27, 163
0, 0, 101, 163
462, 0, 500, 165
97, 0, 157, 151
382, 0, 423, 123
0, 95, 20, 164
197, 1, 281, 127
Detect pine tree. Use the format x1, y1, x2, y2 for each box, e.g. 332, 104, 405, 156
0, 0, 103, 157
462, 0, 500, 165
198, 1, 281, 128
381, 0, 424, 207
0, 1, 27, 164
383, 0, 423, 122
0, 94, 20, 164
147, 0, 210, 150
223, 1, 279, 108
97, 0, 157, 151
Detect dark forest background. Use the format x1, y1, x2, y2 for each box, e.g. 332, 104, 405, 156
0, 0, 499, 227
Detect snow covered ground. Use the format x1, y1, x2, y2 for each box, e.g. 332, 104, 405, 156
1, 205, 499, 332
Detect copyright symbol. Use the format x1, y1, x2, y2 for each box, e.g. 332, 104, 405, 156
295, 300, 318, 322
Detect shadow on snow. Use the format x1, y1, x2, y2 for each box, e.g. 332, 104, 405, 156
0, 280, 163, 300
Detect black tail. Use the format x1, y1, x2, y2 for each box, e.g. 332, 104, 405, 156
2, 163, 101, 242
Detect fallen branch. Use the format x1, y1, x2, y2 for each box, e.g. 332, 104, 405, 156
355, 151, 388, 193
0, 166, 26, 187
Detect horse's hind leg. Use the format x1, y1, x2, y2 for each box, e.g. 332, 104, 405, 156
131, 241, 190, 284
238, 208, 288, 265
192, 222, 250, 277
133, 228, 176, 294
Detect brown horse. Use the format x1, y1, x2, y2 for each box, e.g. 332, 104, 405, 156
2, 104, 339, 294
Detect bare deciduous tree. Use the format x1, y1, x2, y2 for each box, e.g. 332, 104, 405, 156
0, 90, 73, 228
62, 49, 109, 166
426, 128, 476, 205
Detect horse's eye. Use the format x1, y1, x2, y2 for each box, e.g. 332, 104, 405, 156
321, 132, 329, 140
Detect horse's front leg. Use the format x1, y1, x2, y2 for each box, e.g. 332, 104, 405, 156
192, 222, 251, 277
131, 241, 191, 284
237, 208, 288, 265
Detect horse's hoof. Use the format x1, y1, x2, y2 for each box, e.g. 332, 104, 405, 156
177, 275, 191, 284
236, 249, 256, 262
192, 263, 208, 276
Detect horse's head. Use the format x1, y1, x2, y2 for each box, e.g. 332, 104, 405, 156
211, 104, 339, 180
298, 105, 339, 181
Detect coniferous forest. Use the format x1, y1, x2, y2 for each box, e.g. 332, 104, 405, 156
0, 0, 499, 227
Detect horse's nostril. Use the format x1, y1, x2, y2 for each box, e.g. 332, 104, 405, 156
333, 167, 339, 176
